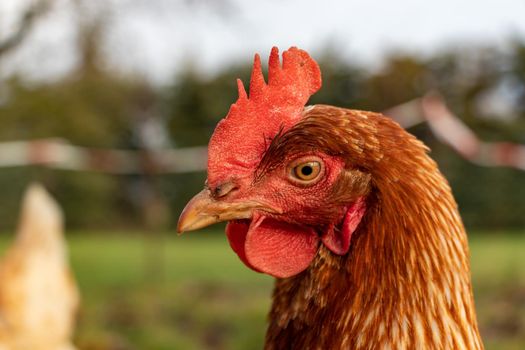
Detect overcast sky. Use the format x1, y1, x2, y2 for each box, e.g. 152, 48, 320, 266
1, 0, 525, 84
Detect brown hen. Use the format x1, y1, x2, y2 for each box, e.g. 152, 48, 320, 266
178, 47, 483, 349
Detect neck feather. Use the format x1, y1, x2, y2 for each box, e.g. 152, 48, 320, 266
265, 112, 483, 349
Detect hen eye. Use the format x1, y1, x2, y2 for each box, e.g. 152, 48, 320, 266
291, 161, 322, 182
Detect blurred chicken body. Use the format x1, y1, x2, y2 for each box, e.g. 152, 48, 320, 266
0, 184, 79, 350
178, 47, 483, 349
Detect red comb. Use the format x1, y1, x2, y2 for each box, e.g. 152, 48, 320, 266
236, 46, 321, 106
207, 47, 322, 187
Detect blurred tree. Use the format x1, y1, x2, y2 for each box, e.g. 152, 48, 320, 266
0, 0, 244, 230
362, 55, 429, 110
510, 40, 525, 128
309, 50, 365, 108
163, 66, 251, 147
0, 0, 156, 229
0, 0, 53, 58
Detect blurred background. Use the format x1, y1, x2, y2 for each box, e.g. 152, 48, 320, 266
0, 0, 524, 349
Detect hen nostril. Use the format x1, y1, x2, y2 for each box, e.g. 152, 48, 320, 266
212, 181, 239, 198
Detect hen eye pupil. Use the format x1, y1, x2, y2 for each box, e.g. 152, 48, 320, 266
290, 160, 322, 183
301, 166, 313, 176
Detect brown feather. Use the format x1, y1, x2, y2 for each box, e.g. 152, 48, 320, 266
264, 105, 483, 350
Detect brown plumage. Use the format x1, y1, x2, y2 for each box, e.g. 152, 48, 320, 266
0, 184, 79, 350
264, 105, 482, 349
178, 47, 483, 349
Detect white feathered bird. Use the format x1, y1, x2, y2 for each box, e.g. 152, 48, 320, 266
0, 184, 79, 350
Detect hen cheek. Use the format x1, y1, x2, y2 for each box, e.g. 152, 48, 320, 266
274, 185, 334, 225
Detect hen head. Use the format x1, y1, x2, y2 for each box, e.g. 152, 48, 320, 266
178, 47, 375, 278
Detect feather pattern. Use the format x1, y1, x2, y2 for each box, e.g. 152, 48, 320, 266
264, 105, 483, 350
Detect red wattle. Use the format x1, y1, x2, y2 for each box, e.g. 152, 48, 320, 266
226, 215, 319, 278
321, 197, 366, 255
226, 220, 258, 271
245, 215, 319, 278
226, 198, 366, 277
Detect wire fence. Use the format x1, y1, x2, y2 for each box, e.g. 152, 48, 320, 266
1, 93, 524, 173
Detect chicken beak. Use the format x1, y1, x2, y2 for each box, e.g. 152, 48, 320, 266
177, 189, 278, 233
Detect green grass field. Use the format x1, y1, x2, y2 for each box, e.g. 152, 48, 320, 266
2, 231, 525, 349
